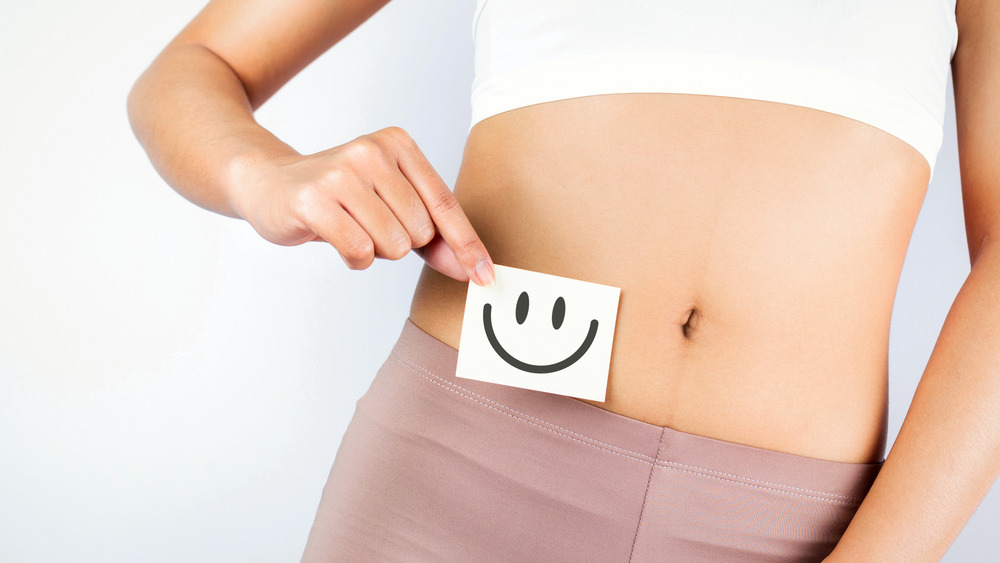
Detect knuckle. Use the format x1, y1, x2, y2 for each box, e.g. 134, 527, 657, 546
345, 137, 384, 165
318, 166, 349, 187
412, 221, 435, 247
343, 257, 370, 271
344, 259, 370, 271
342, 237, 374, 267
291, 183, 324, 220
296, 173, 352, 217
452, 235, 482, 260
380, 126, 412, 146
429, 191, 461, 216
383, 246, 408, 261
387, 231, 412, 259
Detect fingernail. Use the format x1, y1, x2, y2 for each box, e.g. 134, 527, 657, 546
474, 259, 495, 287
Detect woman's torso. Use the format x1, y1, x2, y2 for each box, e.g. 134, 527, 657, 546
409, 91, 931, 466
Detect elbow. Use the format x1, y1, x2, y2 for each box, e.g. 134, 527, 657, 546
125, 72, 147, 146
125, 48, 170, 147
125, 81, 139, 141
970, 232, 996, 269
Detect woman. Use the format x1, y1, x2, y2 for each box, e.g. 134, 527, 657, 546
127, 0, 999, 560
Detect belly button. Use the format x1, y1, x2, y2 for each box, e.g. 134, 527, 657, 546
681, 307, 700, 339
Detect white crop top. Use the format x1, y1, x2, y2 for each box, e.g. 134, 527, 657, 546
469, 0, 959, 181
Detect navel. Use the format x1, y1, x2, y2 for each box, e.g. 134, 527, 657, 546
681, 306, 700, 340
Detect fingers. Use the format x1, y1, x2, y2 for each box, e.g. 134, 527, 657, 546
378, 127, 495, 286
295, 186, 375, 270
292, 126, 495, 285
338, 177, 413, 261
370, 166, 436, 250
412, 234, 467, 281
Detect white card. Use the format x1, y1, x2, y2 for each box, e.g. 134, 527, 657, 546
455, 264, 621, 401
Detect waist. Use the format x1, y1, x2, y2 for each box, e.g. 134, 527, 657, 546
411, 266, 892, 465
411, 93, 929, 465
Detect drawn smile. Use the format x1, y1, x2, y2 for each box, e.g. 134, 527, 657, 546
482, 302, 599, 374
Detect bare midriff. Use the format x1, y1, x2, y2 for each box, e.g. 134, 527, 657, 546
409, 92, 931, 465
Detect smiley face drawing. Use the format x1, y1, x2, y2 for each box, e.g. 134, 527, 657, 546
483, 291, 598, 373
455, 264, 621, 401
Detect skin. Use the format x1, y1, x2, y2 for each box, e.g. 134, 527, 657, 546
127, 0, 1000, 559
414, 91, 919, 467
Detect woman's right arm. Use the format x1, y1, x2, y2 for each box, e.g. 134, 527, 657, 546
126, 0, 495, 285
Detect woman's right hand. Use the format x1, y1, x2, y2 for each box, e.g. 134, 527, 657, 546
230, 126, 496, 287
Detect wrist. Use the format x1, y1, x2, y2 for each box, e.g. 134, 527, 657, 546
223, 137, 299, 221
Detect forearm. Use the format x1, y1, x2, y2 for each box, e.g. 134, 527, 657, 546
827, 237, 1000, 561
126, 43, 299, 219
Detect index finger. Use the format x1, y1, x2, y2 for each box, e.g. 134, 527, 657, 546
383, 128, 495, 287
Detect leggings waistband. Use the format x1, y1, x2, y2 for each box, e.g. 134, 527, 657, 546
391, 318, 883, 505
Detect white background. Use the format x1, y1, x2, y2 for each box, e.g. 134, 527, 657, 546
1, 0, 996, 560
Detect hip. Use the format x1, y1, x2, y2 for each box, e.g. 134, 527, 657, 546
302, 319, 885, 562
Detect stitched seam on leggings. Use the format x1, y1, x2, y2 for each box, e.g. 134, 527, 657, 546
390, 352, 653, 467
628, 428, 665, 562
390, 351, 657, 462
654, 459, 863, 503
654, 464, 864, 506
392, 351, 865, 503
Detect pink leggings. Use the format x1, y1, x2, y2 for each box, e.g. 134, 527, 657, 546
301, 319, 884, 562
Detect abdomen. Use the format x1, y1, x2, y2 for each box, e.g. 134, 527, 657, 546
410, 91, 929, 464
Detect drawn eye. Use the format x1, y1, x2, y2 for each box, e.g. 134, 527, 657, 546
552, 296, 566, 330
515, 291, 529, 324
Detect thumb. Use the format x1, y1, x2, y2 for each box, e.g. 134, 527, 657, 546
413, 233, 470, 282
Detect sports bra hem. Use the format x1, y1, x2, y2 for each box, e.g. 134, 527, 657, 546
469, 49, 941, 181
